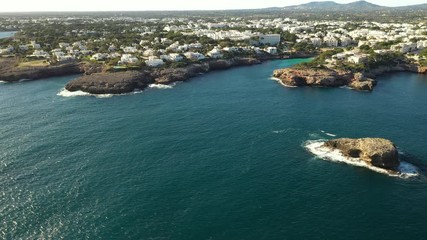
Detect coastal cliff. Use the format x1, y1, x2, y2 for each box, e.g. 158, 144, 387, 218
324, 138, 400, 170
273, 62, 426, 91
0, 59, 82, 82
65, 71, 152, 94
0, 58, 104, 82
64, 58, 261, 94
273, 68, 377, 91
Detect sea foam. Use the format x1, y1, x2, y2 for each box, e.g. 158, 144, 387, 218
148, 83, 176, 89
269, 77, 297, 88
57, 88, 142, 98
321, 130, 337, 137
304, 140, 418, 179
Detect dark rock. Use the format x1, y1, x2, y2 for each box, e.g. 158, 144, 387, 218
324, 138, 400, 170
0, 59, 83, 82
65, 71, 152, 94
153, 64, 208, 84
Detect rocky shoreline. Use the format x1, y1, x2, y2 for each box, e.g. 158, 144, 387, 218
64, 57, 264, 94
273, 63, 427, 91
0, 58, 84, 82
1, 56, 273, 94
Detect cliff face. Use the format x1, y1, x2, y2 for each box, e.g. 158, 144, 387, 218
208, 58, 261, 71
64, 58, 261, 94
152, 64, 208, 84
273, 68, 377, 91
324, 138, 400, 170
65, 71, 152, 94
0, 60, 83, 82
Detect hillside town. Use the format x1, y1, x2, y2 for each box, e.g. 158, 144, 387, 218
1, 15, 427, 69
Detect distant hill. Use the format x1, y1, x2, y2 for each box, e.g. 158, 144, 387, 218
396, 3, 427, 10
283, 0, 426, 12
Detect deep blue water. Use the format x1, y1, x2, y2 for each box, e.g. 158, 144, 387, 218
1, 59, 427, 239
0, 31, 16, 39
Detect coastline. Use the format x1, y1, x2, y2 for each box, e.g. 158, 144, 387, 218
272, 62, 427, 91
0, 54, 313, 95
61, 55, 312, 95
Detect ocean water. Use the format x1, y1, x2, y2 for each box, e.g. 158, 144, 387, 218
1, 59, 427, 239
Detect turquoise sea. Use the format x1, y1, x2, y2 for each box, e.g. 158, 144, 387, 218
1, 58, 427, 239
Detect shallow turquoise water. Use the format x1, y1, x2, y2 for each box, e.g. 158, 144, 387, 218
1, 59, 427, 239
0, 31, 16, 39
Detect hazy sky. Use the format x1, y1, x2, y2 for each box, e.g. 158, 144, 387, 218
1, 0, 426, 12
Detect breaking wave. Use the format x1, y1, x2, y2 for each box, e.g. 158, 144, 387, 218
304, 140, 419, 179
148, 83, 176, 89
57, 88, 142, 98
269, 77, 297, 88
321, 130, 337, 137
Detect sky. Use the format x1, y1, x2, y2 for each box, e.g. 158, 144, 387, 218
1, 0, 426, 12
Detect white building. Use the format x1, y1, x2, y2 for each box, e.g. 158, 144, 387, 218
108, 45, 116, 52
91, 53, 110, 61
324, 37, 338, 47
59, 42, 70, 48
57, 55, 76, 62
348, 54, 368, 64
417, 40, 427, 50
184, 52, 206, 61
265, 47, 278, 55
145, 56, 164, 67
223, 46, 239, 52
32, 50, 50, 58
30, 41, 41, 49
311, 37, 323, 47
207, 47, 223, 59
259, 34, 281, 46
143, 49, 156, 57
340, 37, 352, 47
119, 54, 139, 65
160, 53, 183, 62
123, 46, 138, 53
19, 45, 29, 51
391, 42, 417, 53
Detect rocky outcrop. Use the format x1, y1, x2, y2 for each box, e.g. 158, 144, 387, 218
273, 68, 376, 91
208, 58, 261, 71
0, 58, 106, 82
65, 71, 152, 94
63, 57, 261, 94
324, 138, 400, 170
0, 59, 83, 82
152, 64, 208, 84
360, 63, 427, 77
80, 62, 104, 75
348, 72, 377, 91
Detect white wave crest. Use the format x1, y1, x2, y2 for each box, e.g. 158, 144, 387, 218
269, 77, 281, 81
272, 130, 286, 134
270, 77, 297, 88
304, 140, 418, 179
321, 130, 337, 137
57, 88, 142, 98
148, 83, 175, 89
0, 80, 7, 84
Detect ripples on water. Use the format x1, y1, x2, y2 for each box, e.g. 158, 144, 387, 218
1, 62, 427, 239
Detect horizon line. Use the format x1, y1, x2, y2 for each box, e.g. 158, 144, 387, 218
0, 1, 424, 14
